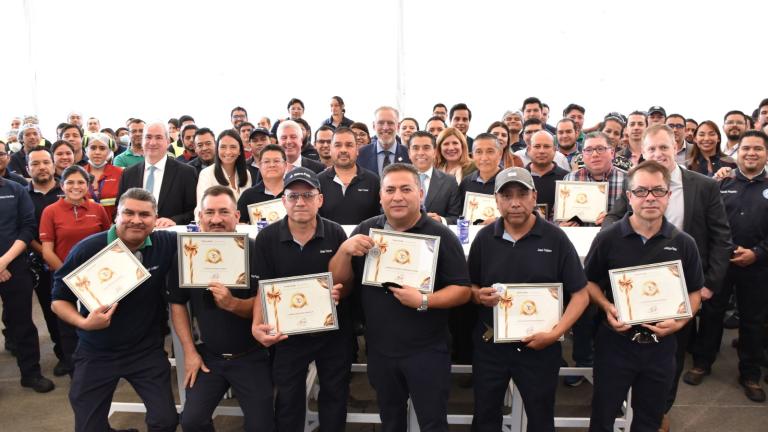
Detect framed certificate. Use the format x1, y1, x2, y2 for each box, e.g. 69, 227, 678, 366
177, 232, 249, 289
534, 203, 549, 220
259, 272, 338, 335
462, 192, 500, 222
362, 229, 440, 293
609, 260, 692, 325
62, 239, 150, 313
493, 283, 563, 343
553, 181, 608, 223
247, 198, 286, 225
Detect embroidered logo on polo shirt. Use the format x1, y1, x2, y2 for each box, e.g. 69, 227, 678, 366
0, 195, 14, 199
357, 189, 369, 192
319, 249, 334, 254
85, 214, 98, 218
763, 189, 768, 199
663, 246, 678, 251
721, 190, 737, 194
147, 265, 160, 271
537, 248, 552, 253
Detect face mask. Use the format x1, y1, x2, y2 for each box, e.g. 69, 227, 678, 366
119, 135, 130, 146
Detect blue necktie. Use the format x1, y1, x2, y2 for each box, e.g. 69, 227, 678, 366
145, 165, 156, 194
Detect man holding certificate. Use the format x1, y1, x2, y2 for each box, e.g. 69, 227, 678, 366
584, 161, 704, 431
167, 185, 274, 431
250, 167, 350, 432
236, 144, 287, 222
330, 163, 471, 432
467, 167, 589, 432
51, 188, 179, 432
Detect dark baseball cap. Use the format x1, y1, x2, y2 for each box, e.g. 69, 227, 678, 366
249, 128, 271, 140
283, 167, 321, 191
648, 106, 666, 117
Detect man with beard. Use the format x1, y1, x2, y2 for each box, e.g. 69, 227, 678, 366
113, 119, 145, 168
450, 103, 474, 152
318, 127, 380, 224
247, 128, 272, 169
9, 124, 44, 178
514, 119, 571, 171
314, 125, 335, 168
358, 106, 411, 177
432, 103, 448, 121
685, 119, 698, 148
648, 106, 667, 126
176, 124, 198, 163
525, 131, 569, 220
556, 118, 581, 167
665, 114, 689, 165
189, 128, 216, 174
0, 141, 27, 185
722, 110, 748, 159
230, 106, 248, 129
502, 110, 525, 152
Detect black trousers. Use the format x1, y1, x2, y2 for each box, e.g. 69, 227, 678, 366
0, 256, 42, 379
272, 330, 352, 432
35, 269, 63, 359
690, 280, 734, 370
732, 267, 768, 381
471, 324, 561, 432
590, 325, 676, 432
665, 319, 694, 412
69, 343, 178, 432
367, 347, 452, 432
449, 302, 476, 364
180, 347, 274, 432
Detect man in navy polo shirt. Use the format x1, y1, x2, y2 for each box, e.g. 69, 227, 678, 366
52, 188, 179, 432
330, 163, 471, 432
584, 161, 703, 431
468, 167, 589, 431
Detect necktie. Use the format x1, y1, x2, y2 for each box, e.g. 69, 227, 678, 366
145, 165, 156, 194
382, 151, 392, 170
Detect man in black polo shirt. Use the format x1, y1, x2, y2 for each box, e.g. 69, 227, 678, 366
330, 163, 471, 432
237, 144, 287, 223
0, 141, 27, 184
525, 130, 569, 220
52, 188, 179, 432
318, 127, 380, 225
251, 167, 350, 432
584, 161, 703, 431
189, 128, 216, 175
468, 167, 589, 431
168, 185, 273, 431
458, 133, 503, 224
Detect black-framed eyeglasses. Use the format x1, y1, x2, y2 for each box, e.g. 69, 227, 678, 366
582, 146, 609, 155
285, 191, 319, 202
666, 124, 685, 129
630, 187, 669, 198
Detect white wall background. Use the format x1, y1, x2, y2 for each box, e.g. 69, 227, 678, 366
1, 0, 764, 141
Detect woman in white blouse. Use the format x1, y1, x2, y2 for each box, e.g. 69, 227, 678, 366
195, 129, 258, 217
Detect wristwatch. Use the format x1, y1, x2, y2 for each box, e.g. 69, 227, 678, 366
417, 294, 429, 312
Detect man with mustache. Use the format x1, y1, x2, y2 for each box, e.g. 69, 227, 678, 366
189, 128, 216, 175
358, 106, 411, 177
722, 110, 748, 159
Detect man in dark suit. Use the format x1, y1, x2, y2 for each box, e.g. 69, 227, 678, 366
357, 106, 411, 177
408, 131, 461, 224
603, 124, 732, 431
116, 121, 198, 227
276, 120, 325, 174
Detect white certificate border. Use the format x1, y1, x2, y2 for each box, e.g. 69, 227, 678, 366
63, 238, 150, 313
259, 272, 339, 335
461, 191, 499, 221
247, 198, 285, 225
362, 228, 441, 293
553, 180, 608, 223
177, 232, 250, 289
608, 259, 692, 325
493, 283, 564, 343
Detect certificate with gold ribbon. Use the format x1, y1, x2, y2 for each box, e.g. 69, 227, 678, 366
493, 283, 563, 343
609, 260, 692, 325
362, 229, 440, 293
63, 239, 150, 313
177, 232, 249, 289
259, 272, 338, 335
553, 181, 608, 223
462, 192, 500, 222
247, 198, 286, 225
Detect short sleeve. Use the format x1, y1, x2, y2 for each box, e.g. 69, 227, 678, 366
39, 205, 56, 243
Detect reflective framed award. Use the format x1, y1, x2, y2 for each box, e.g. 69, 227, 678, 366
608, 260, 692, 325
362, 229, 440, 293
553, 180, 608, 223
62, 239, 150, 313
462, 191, 500, 222
259, 272, 338, 335
534, 203, 549, 220
177, 232, 249, 289
493, 283, 563, 343
247, 198, 286, 225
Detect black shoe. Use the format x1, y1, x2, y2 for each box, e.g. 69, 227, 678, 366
738, 377, 766, 402
20, 375, 55, 393
53, 360, 73, 377
724, 312, 740, 329
683, 367, 710, 386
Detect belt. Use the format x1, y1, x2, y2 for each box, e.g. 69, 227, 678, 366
602, 321, 660, 344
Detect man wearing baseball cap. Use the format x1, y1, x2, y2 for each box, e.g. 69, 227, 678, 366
467, 167, 589, 431
648, 106, 667, 126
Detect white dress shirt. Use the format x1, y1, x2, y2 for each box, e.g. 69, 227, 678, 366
418, 167, 434, 198
665, 165, 685, 231
143, 155, 168, 206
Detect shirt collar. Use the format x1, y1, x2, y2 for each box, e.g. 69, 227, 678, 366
418, 166, 434, 178
106, 224, 153, 250
146, 155, 168, 171
492, 213, 544, 241
376, 139, 397, 155
618, 213, 675, 239
28, 182, 62, 196
374, 211, 430, 231
670, 164, 683, 185
277, 215, 326, 242
734, 168, 767, 182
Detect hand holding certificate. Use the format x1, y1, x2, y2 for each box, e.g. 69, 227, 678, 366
362, 229, 440, 293
248, 198, 286, 225
462, 192, 500, 222
493, 283, 563, 343
609, 260, 692, 325
177, 233, 249, 288
259, 272, 338, 335
63, 239, 150, 313
553, 181, 608, 223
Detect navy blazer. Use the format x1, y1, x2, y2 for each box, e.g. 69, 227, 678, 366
358, 136, 411, 177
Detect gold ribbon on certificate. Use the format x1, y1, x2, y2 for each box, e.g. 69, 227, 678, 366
493, 283, 563, 343
178, 233, 249, 288
248, 198, 286, 225
260, 272, 338, 335
362, 229, 440, 293
463, 192, 500, 221
609, 260, 692, 325
553, 181, 608, 223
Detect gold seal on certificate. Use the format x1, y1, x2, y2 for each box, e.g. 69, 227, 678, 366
362, 229, 440, 293
462, 192, 500, 221
247, 198, 286, 225
553, 181, 608, 223
177, 232, 249, 289
609, 260, 692, 325
493, 283, 563, 343
62, 239, 150, 313
259, 272, 338, 335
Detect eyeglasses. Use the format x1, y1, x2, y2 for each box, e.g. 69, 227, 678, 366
630, 187, 669, 198
0, 152, 8, 157
285, 191, 319, 202
724, 120, 746, 126
582, 146, 609, 155
666, 124, 685, 129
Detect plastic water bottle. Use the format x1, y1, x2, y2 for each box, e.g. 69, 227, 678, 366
256, 218, 268, 233
457, 217, 469, 244
186, 222, 199, 232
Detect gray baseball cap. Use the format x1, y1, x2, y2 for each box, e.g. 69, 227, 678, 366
494, 167, 536, 193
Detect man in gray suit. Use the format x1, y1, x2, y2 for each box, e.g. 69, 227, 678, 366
603, 124, 732, 431
408, 131, 461, 224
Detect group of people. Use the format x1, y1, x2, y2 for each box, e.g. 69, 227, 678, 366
1, 96, 767, 432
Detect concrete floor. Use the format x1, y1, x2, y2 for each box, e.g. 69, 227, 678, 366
1, 300, 766, 431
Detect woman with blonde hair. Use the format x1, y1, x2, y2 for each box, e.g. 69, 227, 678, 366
435, 127, 476, 183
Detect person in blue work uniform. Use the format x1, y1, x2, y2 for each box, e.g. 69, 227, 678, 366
468, 167, 589, 432
251, 167, 350, 432
168, 185, 274, 431
52, 188, 179, 432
